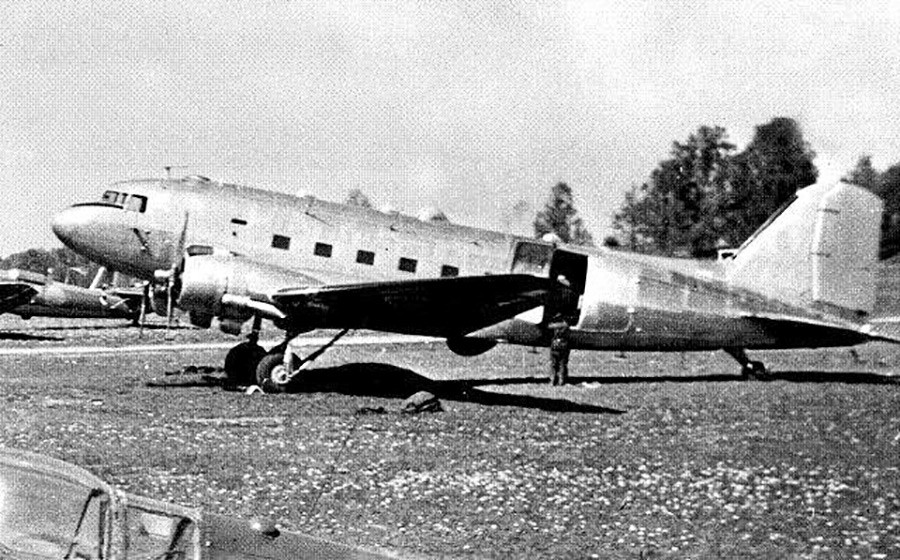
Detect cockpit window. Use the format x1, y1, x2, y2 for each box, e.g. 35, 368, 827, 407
100, 191, 147, 212
126, 194, 147, 213
101, 190, 120, 204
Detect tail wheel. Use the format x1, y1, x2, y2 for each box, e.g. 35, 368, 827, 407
224, 342, 266, 386
256, 353, 290, 393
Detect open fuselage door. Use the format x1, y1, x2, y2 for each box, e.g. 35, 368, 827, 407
546, 249, 588, 325
509, 241, 588, 326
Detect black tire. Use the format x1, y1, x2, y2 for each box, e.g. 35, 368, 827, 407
224, 342, 266, 386
743, 361, 771, 381
256, 353, 288, 393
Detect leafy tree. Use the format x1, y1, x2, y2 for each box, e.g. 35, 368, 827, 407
725, 117, 818, 244
1, 247, 104, 286
417, 207, 451, 223
844, 155, 881, 191
614, 118, 817, 257
845, 155, 900, 259
345, 189, 374, 208
533, 182, 594, 246
614, 125, 735, 256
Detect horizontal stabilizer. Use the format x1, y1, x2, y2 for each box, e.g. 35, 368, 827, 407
740, 311, 898, 346
272, 274, 550, 337
860, 319, 900, 344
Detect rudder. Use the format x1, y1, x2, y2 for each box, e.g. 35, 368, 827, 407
727, 181, 882, 318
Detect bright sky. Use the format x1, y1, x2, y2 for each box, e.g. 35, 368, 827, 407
3, 1, 900, 257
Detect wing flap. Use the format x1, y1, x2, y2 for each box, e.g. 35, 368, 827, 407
271, 274, 550, 337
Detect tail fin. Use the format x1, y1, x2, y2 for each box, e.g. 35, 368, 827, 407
726, 181, 883, 319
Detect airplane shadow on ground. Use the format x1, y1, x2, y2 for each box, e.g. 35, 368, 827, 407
288, 363, 625, 414
153, 362, 624, 414
0, 331, 64, 341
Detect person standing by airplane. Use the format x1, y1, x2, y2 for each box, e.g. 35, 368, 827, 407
546, 274, 577, 386
548, 312, 571, 386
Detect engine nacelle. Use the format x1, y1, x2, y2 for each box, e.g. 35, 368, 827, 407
177, 253, 313, 332
446, 337, 497, 356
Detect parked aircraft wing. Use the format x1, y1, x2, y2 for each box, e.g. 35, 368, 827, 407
272, 274, 551, 337
739, 312, 895, 346
0, 282, 38, 314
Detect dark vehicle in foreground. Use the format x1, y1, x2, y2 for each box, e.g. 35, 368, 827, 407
0, 448, 397, 559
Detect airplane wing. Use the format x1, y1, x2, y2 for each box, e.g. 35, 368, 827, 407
271, 274, 550, 337
740, 312, 900, 345
0, 282, 38, 314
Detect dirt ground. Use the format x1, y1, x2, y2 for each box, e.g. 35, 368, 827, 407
1, 310, 898, 559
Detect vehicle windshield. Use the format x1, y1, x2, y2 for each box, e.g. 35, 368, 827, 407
0, 464, 105, 559
124, 503, 198, 560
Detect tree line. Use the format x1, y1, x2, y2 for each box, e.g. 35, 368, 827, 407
533, 117, 899, 260
4, 123, 896, 283
0, 247, 104, 286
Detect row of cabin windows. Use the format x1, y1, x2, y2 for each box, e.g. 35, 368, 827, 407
271, 235, 459, 277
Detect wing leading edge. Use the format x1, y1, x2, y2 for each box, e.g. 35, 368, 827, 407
271, 274, 551, 337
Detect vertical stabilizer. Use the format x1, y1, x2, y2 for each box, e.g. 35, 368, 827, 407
727, 181, 882, 318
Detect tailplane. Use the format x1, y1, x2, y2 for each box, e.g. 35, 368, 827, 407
726, 181, 883, 319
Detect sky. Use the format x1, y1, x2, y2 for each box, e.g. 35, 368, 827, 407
2, 0, 900, 257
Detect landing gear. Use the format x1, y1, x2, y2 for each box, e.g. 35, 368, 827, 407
223, 316, 265, 386
224, 342, 266, 385
725, 347, 772, 380
255, 328, 351, 393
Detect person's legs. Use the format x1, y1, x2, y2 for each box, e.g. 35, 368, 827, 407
559, 351, 569, 385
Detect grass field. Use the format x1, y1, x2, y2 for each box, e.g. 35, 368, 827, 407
0, 264, 898, 559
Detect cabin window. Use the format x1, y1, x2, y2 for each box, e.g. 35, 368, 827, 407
356, 250, 375, 265
272, 235, 291, 250
314, 242, 333, 258
231, 218, 248, 226
441, 265, 459, 277
398, 257, 417, 273
125, 194, 147, 213
186, 245, 214, 256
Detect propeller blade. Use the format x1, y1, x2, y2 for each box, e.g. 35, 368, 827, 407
165, 275, 175, 340
164, 211, 188, 341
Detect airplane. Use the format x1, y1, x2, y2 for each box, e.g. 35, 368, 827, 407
51, 174, 894, 391
0, 267, 143, 322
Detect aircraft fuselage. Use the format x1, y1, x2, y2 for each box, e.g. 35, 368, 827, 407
52, 176, 871, 352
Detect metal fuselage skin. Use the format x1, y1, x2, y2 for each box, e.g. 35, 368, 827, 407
53, 177, 868, 352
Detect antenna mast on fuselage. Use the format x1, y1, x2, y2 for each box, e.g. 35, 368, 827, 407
163, 165, 188, 180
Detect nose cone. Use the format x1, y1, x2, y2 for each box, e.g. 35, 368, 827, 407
52, 206, 92, 250
51, 205, 125, 267
52, 206, 87, 249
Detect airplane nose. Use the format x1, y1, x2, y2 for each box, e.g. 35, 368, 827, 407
51, 206, 86, 247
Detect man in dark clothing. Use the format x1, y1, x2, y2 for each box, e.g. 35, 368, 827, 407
548, 313, 571, 386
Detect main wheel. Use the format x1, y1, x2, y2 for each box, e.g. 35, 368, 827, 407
742, 360, 771, 381
256, 353, 290, 393
224, 342, 266, 386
